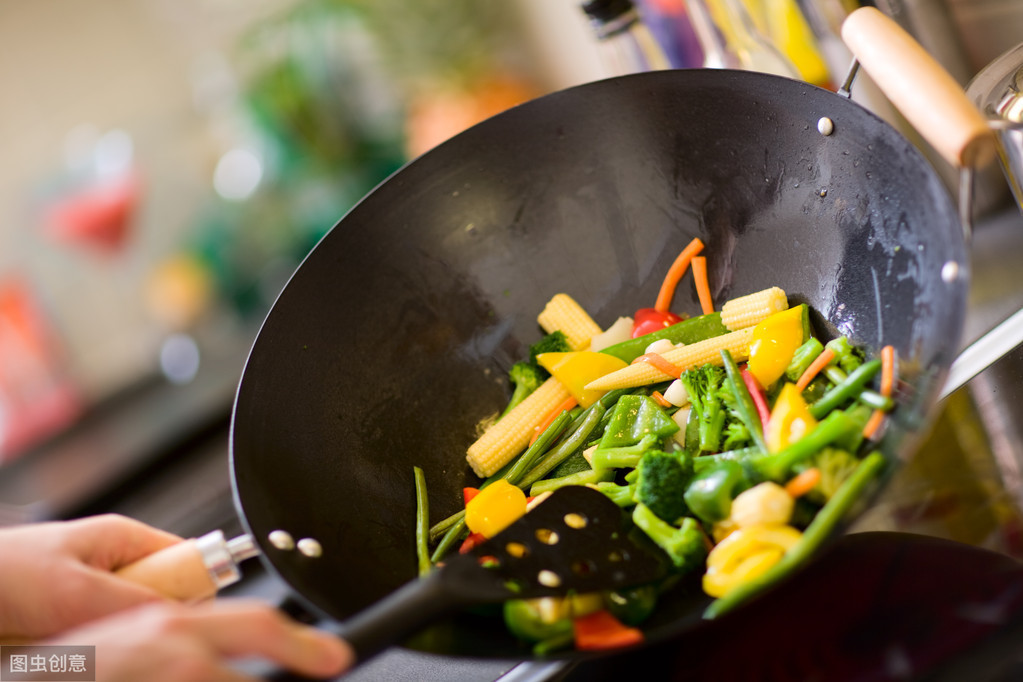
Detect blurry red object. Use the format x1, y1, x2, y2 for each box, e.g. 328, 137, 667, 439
43, 172, 140, 254
0, 278, 80, 462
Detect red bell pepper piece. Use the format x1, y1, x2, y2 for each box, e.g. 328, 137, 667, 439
631, 308, 682, 338
459, 531, 487, 554
573, 610, 644, 650
741, 368, 771, 430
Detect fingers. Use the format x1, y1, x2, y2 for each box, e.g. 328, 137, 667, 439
63, 514, 183, 570
67, 563, 172, 621
175, 600, 353, 678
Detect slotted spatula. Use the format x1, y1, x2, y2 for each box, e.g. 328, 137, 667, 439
332, 485, 670, 662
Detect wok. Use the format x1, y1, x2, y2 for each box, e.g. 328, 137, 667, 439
119, 6, 1007, 669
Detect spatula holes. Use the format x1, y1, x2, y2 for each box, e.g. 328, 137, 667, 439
537, 570, 562, 588
563, 513, 587, 529
607, 549, 629, 563
535, 528, 559, 545
505, 542, 529, 559
571, 558, 597, 577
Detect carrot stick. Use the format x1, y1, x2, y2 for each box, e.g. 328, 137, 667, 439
879, 345, 895, 397
654, 238, 705, 312
650, 390, 673, 408
785, 468, 821, 498
692, 256, 714, 315
862, 345, 896, 439
631, 352, 684, 379
796, 347, 835, 392
529, 396, 578, 446
861, 409, 886, 439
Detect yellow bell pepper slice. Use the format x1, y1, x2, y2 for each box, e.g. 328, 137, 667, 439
465, 479, 528, 538
536, 351, 628, 408
703, 523, 803, 598
765, 382, 818, 453
747, 306, 806, 388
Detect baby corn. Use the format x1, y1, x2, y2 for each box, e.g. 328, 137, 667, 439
537, 293, 602, 351
466, 377, 571, 478
721, 287, 788, 331
585, 327, 755, 391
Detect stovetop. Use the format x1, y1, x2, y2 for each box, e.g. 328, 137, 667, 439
3, 206, 1023, 681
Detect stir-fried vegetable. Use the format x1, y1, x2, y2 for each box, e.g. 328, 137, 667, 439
413, 240, 895, 654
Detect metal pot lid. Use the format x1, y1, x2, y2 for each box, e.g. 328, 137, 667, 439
967, 43, 1023, 125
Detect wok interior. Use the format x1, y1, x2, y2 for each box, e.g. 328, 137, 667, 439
230, 70, 968, 658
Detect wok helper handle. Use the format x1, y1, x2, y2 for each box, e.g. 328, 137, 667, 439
841, 7, 997, 169
115, 531, 259, 602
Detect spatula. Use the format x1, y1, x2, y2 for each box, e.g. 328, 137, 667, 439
333, 485, 670, 662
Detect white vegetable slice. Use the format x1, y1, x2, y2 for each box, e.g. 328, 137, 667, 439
588, 316, 633, 352
663, 378, 690, 406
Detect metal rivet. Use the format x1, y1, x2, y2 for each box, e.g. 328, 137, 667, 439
297, 538, 323, 558
819, 188, 828, 198
818, 117, 834, 136
941, 261, 960, 283
268, 530, 295, 551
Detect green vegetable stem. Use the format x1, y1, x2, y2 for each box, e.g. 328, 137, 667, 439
808, 359, 882, 419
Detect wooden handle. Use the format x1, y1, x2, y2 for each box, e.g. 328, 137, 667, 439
115, 539, 219, 602
841, 7, 996, 168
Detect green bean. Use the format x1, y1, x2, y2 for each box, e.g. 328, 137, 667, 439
704, 452, 886, 619
413, 466, 431, 576
822, 366, 893, 412
518, 403, 607, 488
785, 337, 824, 382
429, 509, 464, 542
430, 517, 467, 564
502, 410, 574, 485
809, 359, 882, 419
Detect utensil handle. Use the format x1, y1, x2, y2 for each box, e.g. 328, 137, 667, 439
840, 7, 996, 168
333, 571, 458, 663
114, 531, 257, 602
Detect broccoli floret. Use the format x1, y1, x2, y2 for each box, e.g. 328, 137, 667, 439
825, 336, 865, 374
680, 365, 727, 453
634, 450, 693, 523
632, 503, 707, 573
499, 332, 572, 418
529, 330, 571, 364
797, 447, 861, 504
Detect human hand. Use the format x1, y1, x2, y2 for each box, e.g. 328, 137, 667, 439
0, 514, 181, 639
46, 599, 353, 681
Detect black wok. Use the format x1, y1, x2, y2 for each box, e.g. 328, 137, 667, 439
115, 6, 1003, 668
227, 58, 972, 664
